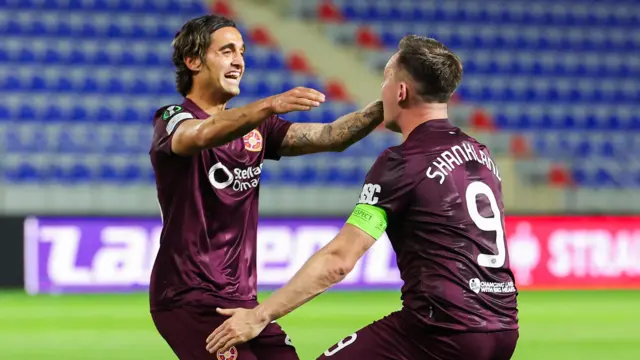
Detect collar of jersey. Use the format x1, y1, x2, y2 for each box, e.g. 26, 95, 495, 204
402, 118, 455, 143
419, 118, 453, 129
181, 98, 210, 119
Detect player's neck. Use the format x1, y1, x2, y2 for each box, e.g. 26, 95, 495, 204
399, 103, 449, 141
186, 88, 228, 115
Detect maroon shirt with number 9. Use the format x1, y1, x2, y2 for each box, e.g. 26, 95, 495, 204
358, 119, 519, 332
148, 99, 291, 311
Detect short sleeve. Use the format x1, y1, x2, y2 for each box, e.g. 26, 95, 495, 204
150, 105, 195, 156
262, 115, 292, 161
357, 150, 414, 215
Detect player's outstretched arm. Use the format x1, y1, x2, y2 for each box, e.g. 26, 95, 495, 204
277, 100, 383, 156
171, 87, 325, 156
205, 203, 388, 354
254, 223, 377, 318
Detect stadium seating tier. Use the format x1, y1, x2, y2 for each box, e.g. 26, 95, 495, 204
292, 0, 640, 188
0, 0, 395, 186
3, 0, 638, 188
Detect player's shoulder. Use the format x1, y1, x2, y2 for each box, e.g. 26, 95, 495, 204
373, 146, 406, 168
458, 130, 491, 154
154, 104, 195, 121
153, 104, 197, 132
366, 146, 411, 183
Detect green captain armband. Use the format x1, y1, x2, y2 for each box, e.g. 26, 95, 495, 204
346, 204, 388, 240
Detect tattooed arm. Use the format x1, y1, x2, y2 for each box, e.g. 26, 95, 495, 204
277, 101, 384, 157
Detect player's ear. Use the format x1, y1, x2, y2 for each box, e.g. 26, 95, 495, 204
397, 82, 409, 107
184, 56, 203, 72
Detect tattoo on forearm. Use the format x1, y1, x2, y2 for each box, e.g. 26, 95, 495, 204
279, 101, 384, 156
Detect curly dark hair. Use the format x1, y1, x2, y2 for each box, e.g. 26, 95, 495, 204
172, 15, 237, 97
396, 35, 463, 103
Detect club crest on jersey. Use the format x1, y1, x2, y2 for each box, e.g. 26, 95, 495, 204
243, 129, 263, 152
217, 346, 238, 360
469, 278, 481, 294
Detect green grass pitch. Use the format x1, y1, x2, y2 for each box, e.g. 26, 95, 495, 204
1, 290, 639, 359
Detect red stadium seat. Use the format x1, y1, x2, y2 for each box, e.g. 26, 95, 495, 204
325, 80, 350, 101
211, 1, 232, 17
510, 134, 530, 158
250, 26, 276, 47
470, 109, 495, 131
355, 26, 382, 49
548, 165, 572, 187
317, 1, 343, 23
287, 52, 312, 73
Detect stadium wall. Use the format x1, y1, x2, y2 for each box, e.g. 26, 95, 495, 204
1, 215, 639, 291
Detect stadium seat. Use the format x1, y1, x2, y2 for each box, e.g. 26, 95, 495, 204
211, 0, 233, 17
355, 26, 382, 49
325, 80, 350, 101
317, 1, 343, 23
9, 162, 44, 182
249, 27, 276, 47
287, 52, 312, 73
548, 165, 572, 187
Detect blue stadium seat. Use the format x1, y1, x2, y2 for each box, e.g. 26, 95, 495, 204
7, 162, 44, 183
68, 163, 93, 182
122, 163, 142, 182
279, 165, 298, 184
98, 162, 121, 182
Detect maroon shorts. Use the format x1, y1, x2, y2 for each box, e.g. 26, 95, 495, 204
152, 305, 299, 360
317, 309, 519, 360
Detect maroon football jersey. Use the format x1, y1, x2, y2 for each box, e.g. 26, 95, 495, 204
149, 98, 291, 311
358, 119, 518, 332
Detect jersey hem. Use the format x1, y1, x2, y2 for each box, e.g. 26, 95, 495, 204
150, 289, 259, 312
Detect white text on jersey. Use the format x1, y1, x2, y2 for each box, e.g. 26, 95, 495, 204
208, 162, 263, 192
358, 183, 381, 205
426, 141, 501, 184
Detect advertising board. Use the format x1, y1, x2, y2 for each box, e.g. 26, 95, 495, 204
24, 216, 640, 294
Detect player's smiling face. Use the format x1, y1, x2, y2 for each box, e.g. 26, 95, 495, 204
381, 53, 405, 132
197, 27, 245, 99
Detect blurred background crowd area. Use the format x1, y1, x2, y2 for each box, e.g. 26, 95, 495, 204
0, 0, 638, 216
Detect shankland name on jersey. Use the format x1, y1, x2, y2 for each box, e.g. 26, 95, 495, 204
426, 141, 501, 184
208, 162, 263, 191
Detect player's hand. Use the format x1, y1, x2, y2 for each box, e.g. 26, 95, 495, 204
205, 308, 270, 354
268, 87, 326, 114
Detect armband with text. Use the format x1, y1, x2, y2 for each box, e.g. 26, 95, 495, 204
346, 204, 388, 240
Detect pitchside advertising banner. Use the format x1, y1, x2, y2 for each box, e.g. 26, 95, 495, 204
23, 216, 640, 294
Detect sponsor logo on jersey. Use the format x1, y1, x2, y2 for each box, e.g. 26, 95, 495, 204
469, 278, 516, 294
208, 162, 263, 192
243, 129, 263, 152
217, 346, 238, 360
